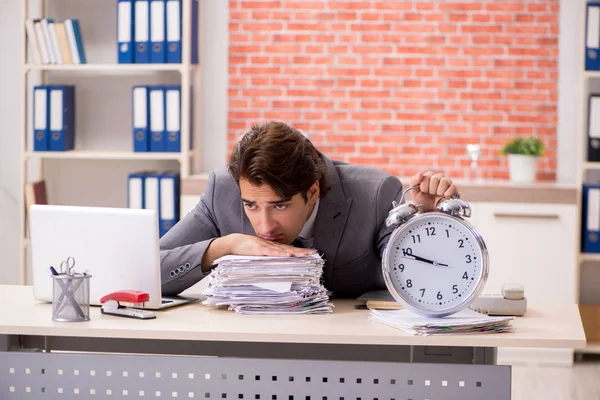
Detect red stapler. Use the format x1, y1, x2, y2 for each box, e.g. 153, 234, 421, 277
100, 290, 156, 320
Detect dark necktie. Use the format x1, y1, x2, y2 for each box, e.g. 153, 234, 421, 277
291, 238, 304, 248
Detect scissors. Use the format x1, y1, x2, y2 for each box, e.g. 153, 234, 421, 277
59, 256, 76, 276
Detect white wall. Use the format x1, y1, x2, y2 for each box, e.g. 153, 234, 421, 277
557, 0, 581, 182
0, 0, 228, 284
0, 0, 22, 285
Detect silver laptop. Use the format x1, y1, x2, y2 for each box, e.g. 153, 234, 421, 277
30, 204, 195, 309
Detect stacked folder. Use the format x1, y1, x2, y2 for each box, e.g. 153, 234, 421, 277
132, 85, 185, 152
369, 309, 514, 336
128, 170, 180, 237
33, 85, 76, 151
117, 0, 199, 64
202, 254, 334, 315
587, 2, 600, 71
25, 18, 87, 65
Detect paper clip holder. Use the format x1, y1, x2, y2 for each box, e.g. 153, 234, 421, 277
100, 290, 156, 320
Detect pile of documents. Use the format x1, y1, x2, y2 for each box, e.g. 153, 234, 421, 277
369, 308, 515, 335
202, 254, 333, 315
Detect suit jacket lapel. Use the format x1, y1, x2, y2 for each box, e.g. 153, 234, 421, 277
313, 155, 351, 285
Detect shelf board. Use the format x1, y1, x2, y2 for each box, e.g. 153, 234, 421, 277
582, 162, 600, 171
25, 150, 190, 161
584, 71, 600, 79
575, 342, 600, 354
580, 253, 600, 263
25, 64, 198, 73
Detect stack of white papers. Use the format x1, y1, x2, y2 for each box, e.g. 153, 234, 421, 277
370, 308, 515, 336
202, 254, 333, 315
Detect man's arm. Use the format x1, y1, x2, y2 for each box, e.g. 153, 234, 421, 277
159, 171, 222, 296
374, 175, 404, 257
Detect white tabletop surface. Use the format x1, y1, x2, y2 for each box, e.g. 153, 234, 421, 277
0, 285, 586, 349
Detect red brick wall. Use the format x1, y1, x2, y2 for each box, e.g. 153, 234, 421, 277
227, 1, 559, 180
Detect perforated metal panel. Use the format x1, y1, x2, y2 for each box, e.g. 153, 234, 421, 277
1, 351, 510, 399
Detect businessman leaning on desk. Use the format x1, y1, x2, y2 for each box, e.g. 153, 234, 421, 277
159, 121, 458, 298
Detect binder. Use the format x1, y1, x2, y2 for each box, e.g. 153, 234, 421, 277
40, 19, 56, 64
134, 0, 150, 63
587, 3, 600, 71
128, 172, 146, 209
144, 172, 161, 231
149, 86, 166, 152
588, 95, 600, 161
166, 0, 181, 63
191, 0, 199, 64
65, 19, 87, 64
150, 0, 166, 63
25, 19, 42, 64
132, 86, 150, 152
33, 20, 50, 64
33, 86, 49, 151
164, 85, 181, 152
47, 20, 63, 65
117, 0, 135, 63
159, 172, 180, 237
55, 23, 74, 65
583, 184, 600, 253
49, 85, 76, 151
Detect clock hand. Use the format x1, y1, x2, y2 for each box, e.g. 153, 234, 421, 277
403, 254, 449, 267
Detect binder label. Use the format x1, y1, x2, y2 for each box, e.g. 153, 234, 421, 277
166, 89, 180, 131
133, 87, 148, 128
151, 1, 165, 42
167, 0, 181, 41
135, 1, 150, 41
118, 2, 132, 42
50, 90, 63, 130
34, 88, 47, 130
588, 188, 600, 232
588, 7, 600, 49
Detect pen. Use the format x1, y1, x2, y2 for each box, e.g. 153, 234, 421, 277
49, 266, 59, 276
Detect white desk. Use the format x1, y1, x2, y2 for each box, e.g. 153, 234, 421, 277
0, 285, 586, 400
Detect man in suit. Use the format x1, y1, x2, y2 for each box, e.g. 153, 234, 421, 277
160, 121, 458, 298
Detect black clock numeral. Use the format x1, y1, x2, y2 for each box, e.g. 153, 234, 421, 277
452, 285, 458, 294
399, 263, 405, 272
411, 235, 421, 244
419, 288, 425, 297
426, 227, 436, 236
465, 255, 472, 263
406, 279, 413, 288
437, 291, 443, 300
458, 239, 464, 248
402, 248, 413, 257
462, 272, 469, 280
445, 229, 450, 238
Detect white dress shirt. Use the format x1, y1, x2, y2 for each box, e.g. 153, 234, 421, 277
296, 198, 320, 249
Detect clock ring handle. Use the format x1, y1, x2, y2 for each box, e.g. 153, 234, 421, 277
394, 184, 421, 208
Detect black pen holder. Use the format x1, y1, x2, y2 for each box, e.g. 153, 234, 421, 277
51, 273, 91, 322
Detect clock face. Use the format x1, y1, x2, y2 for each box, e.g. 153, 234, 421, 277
383, 212, 488, 317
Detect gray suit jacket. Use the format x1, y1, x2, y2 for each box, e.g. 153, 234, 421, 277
160, 155, 403, 298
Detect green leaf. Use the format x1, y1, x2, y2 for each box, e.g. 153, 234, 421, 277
500, 137, 544, 156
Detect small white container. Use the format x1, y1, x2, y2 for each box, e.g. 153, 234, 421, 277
507, 154, 538, 183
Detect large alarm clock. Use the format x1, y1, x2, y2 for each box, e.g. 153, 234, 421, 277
381, 185, 489, 318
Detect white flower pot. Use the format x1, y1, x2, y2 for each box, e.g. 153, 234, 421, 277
508, 154, 538, 183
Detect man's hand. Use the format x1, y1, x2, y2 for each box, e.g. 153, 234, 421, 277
410, 171, 458, 213
228, 234, 315, 257
202, 234, 315, 272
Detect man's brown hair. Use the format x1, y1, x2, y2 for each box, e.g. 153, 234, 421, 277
228, 121, 330, 202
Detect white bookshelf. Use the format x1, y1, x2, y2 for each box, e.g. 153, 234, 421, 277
19, 0, 202, 284
577, 0, 600, 354
24, 150, 194, 161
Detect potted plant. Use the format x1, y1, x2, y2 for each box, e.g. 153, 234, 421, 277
500, 137, 545, 182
